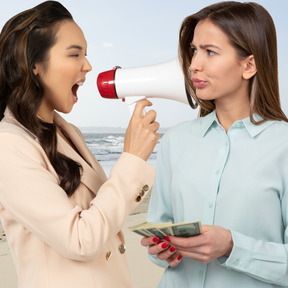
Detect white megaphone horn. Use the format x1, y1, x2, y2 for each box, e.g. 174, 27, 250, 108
96, 58, 197, 114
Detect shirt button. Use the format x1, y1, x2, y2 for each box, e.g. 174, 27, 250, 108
198, 271, 204, 277
208, 202, 213, 208
216, 169, 220, 174
234, 259, 240, 265
225, 141, 228, 146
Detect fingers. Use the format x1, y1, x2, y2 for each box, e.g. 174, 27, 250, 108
132, 99, 152, 118
141, 237, 183, 267
169, 234, 204, 249
134, 101, 159, 133
143, 109, 157, 126
132, 100, 159, 131
168, 225, 233, 264
124, 99, 160, 161
166, 253, 183, 268
141, 236, 159, 247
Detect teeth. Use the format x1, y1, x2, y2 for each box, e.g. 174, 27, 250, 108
77, 82, 84, 86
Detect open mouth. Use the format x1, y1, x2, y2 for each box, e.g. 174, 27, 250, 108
72, 82, 83, 100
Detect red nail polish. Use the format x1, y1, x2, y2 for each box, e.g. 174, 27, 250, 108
161, 242, 169, 249
152, 237, 160, 243
177, 255, 183, 261
170, 246, 176, 252
165, 236, 171, 242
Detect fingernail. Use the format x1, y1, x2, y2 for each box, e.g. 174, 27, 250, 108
152, 237, 160, 243
177, 255, 183, 261
161, 242, 169, 249
165, 236, 171, 242
170, 246, 176, 252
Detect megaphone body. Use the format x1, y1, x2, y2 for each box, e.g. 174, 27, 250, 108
97, 58, 196, 113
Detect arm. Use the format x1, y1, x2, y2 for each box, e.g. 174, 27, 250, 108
0, 133, 155, 261
217, 225, 288, 285
0, 100, 159, 261
160, 199, 288, 286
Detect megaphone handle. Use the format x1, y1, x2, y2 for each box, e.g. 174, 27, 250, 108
125, 96, 147, 116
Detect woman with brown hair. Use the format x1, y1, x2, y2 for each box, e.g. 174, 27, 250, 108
0, 1, 159, 287
142, 2, 288, 287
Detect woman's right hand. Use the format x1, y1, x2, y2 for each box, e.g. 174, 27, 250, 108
124, 99, 160, 161
141, 236, 183, 267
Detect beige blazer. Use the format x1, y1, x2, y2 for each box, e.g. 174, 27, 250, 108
0, 109, 155, 288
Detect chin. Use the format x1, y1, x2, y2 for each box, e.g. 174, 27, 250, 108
57, 106, 74, 114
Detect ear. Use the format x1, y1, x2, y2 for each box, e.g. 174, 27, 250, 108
242, 55, 257, 80
32, 63, 42, 76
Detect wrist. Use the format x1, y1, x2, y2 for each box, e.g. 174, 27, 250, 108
224, 229, 233, 256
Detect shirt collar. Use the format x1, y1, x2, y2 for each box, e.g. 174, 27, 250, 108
241, 114, 275, 137
201, 110, 218, 137
201, 110, 276, 138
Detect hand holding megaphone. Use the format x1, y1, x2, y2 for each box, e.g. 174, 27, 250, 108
124, 99, 160, 161
96, 58, 196, 114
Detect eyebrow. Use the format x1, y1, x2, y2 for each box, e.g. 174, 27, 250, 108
191, 43, 221, 50
66, 45, 83, 51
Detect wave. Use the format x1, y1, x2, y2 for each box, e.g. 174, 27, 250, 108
83, 133, 159, 161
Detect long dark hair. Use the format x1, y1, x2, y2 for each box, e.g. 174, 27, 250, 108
0, 1, 82, 196
179, 1, 287, 123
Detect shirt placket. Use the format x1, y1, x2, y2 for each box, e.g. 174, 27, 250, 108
197, 125, 231, 287
204, 125, 230, 226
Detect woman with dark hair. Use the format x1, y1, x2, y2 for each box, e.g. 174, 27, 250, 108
0, 1, 159, 287
141, 2, 288, 287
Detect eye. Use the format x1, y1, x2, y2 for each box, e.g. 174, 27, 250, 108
70, 54, 79, 58
191, 48, 197, 55
207, 49, 216, 56
190, 44, 197, 56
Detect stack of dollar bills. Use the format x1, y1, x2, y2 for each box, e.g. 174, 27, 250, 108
128, 221, 202, 238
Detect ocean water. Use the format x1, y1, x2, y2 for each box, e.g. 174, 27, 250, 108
83, 132, 160, 174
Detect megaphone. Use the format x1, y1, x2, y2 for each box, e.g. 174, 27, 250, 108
96, 58, 197, 114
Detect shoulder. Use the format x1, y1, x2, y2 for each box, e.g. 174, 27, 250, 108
0, 117, 46, 162
272, 120, 288, 130
0, 117, 37, 143
165, 117, 202, 137
158, 117, 203, 156
264, 120, 288, 140
161, 116, 203, 145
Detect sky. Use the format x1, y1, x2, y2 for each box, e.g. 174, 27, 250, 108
1, 0, 287, 129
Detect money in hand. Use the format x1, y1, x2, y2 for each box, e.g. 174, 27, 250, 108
128, 221, 202, 238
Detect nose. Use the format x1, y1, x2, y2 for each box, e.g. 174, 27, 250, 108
83, 58, 92, 72
189, 52, 203, 74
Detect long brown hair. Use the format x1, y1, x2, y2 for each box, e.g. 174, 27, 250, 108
0, 1, 82, 196
179, 1, 288, 123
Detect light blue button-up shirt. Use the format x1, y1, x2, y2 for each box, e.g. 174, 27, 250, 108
147, 110, 288, 287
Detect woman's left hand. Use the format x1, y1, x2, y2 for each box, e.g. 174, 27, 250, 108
168, 225, 233, 264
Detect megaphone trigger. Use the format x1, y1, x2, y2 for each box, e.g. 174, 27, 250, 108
125, 96, 147, 116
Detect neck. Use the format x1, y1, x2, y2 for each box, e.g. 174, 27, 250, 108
37, 107, 54, 124
215, 98, 250, 132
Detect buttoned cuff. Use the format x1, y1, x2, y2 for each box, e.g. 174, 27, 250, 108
216, 230, 253, 270
108, 152, 155, 209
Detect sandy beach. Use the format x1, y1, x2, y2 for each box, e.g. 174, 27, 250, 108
0, 190, 164, 288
